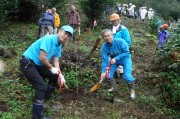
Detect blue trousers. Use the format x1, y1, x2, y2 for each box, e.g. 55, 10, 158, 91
106, 54, 135, 83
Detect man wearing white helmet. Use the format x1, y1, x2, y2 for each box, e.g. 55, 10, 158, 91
140, 7, 147, 21
128, 3, 135, 18
148, 8, 154, 20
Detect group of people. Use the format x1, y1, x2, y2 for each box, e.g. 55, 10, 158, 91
38, 5, 80, 43
20, 4, 136, 119
115, 3, 154, 21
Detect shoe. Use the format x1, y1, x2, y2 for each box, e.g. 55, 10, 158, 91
116, 73, 124, 83
33, 100, 52, 119
107, 79, 118, 93
127, 81, 136, 101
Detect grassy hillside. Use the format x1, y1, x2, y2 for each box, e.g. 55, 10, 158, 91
0, 11, 179, 119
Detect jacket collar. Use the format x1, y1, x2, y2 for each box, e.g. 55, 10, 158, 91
110, 24, 122, 33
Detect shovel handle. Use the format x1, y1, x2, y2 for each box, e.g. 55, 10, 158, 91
64, 84, 68, 89
99, 71, 107, 83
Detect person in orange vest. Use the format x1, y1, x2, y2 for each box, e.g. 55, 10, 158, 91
51, 7, 60, 34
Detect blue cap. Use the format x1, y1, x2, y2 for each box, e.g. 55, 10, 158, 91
61, 25, 73, 35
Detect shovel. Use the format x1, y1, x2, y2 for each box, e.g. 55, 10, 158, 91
90, 71, 107, 92
64, 84, 74, 92
77, 28, 81, 41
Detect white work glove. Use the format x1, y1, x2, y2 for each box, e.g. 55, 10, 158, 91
58, 74, 66, 86
49, 67, 60, 74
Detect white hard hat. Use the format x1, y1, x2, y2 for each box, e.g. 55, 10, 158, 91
129, 3, 132, 5
119, 4, 121, 6
149, 8, 153, 10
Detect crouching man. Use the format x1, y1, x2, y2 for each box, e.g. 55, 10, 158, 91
100, 29, 136, 101
19, 25, 73, 119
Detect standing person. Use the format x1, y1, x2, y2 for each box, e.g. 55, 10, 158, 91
19, 26, 73, 119
128, 3, 135, 18
67, 5, 81, 42
148, 8, 154, 20
105, 5, 111, 18
38, 10, 55, 38
140, 7, 147, 21
118, 4, 122, 16
121, 4, 125, 16
115, 3, 119, 13
51, 7, 60, 34
135, 7, 142, 19
100, 29, 136, 101
158, 24, 169, 54
109, 13, 131, 83
157, 19, 162, 28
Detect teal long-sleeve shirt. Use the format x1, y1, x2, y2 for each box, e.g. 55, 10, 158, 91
101, 38, 130, 72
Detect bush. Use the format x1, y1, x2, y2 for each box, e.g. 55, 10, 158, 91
79, 0, 115, 26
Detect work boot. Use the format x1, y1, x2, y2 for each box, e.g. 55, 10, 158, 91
44, 86, 55, 101
107, 79, 118, 93
127, 81, 136, 101
116, 73, 124, 83
33, 100, 52, 119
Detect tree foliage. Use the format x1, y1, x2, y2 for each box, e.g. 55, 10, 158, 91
79, 0, 116, 25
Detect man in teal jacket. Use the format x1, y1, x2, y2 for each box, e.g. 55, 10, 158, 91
19, 25, 73, 119
109, 13, 131, 83
101, 29, 136, 101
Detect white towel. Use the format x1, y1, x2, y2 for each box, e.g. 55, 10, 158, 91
112, 24, 120, 34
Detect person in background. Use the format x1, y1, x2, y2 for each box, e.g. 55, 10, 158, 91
105, 5, 111, 18
128, 3, 135, 19
67, 5, 81, 42
118, 4, 122, 16
38, 9, 55, 38
135, 7, 141, 19
51, 7, 60, 34
158, 24, 169, 48
157, 19, 162, 28
100, 29, 136, 101
115, 3, 119, 13
148, 8, 154, 20
140, 7, 147, 21
19, 25, 73, 119
109, 13, 131, 85
121, 4, 125, 16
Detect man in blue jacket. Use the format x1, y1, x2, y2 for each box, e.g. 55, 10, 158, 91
38, 11, 55, 38
109, 13, 131, 83
101, 29, 136, 101
19, 26, 73, 119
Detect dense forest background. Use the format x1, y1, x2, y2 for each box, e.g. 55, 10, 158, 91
0, 0, 180, 25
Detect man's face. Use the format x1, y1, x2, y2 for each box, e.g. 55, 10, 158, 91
58, 30, 71, 42
103, 32, 113, 44
51, 10, 55, 14
111, 19, 119, 27
71, 7, 75, 12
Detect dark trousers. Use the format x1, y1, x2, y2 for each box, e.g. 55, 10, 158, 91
70, 25, 78, 42
19, 56, 58, 100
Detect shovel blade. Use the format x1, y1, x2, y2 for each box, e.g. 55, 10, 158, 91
90, 83, 100, 92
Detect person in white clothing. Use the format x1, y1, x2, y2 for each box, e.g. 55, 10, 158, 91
128, 4, 135, 18
148, 8, 154, 20
140, 7, 147, 21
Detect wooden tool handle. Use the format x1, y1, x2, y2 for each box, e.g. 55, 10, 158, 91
64, 84, 68, 89
99, 71, 107, 83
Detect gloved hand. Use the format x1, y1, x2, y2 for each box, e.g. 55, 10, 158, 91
101, 72, 106, 80
163, 36, 166, 39
49, 67, 60, 74
58, 74, 66, 86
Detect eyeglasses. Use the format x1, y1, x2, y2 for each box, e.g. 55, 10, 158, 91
62, 30, 71, 37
